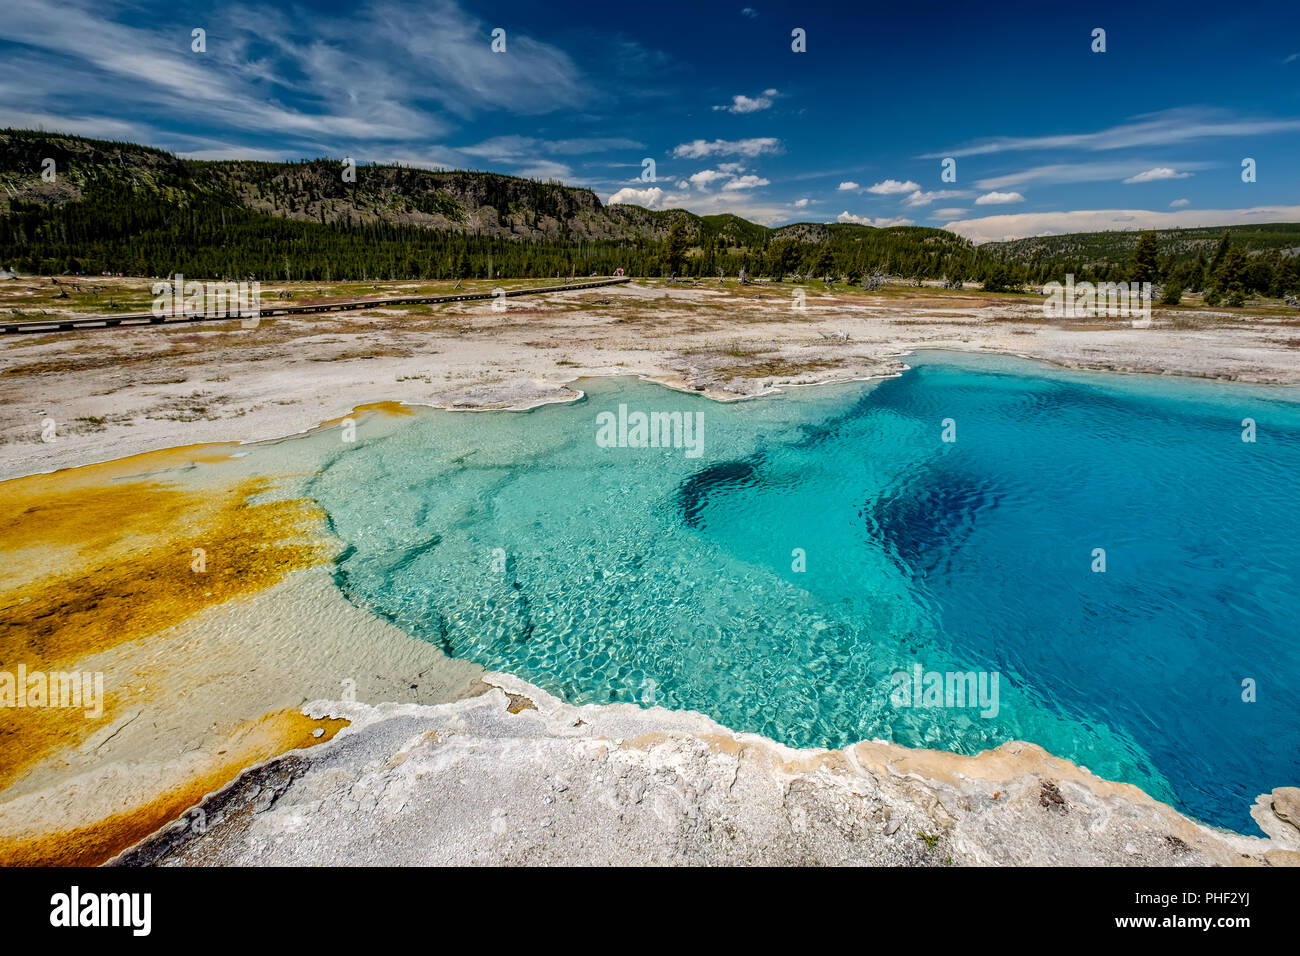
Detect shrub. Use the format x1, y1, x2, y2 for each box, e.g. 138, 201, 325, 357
1160, 283, 1183, 305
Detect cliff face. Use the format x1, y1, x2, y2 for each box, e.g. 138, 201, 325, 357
115, 672, 1299, 867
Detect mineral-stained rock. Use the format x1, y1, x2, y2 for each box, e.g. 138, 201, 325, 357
112, 673, 1295, 867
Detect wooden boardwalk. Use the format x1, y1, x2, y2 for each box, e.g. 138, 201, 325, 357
1, 277, 630, 335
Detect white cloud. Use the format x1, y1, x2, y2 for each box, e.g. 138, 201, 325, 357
903, 189, 969, 207
1122, 166, 1193, 184
722, 174, 770, 190
838, 181, 860, 191
689, 169, 729, 189
1170, 198, 1191, 208
687, 166, 767, 191
608, 186, 664, 207
0, 0, 587, 158
941, 205, 1300, 244
462, 136, 643, 160
671, 137, 781, 158
714, 90, 777, 114
975, 191, 1025, 205
741, 7, 759, 17
607, 184, 794, 225
516, 161, 573, 180
837, 211, 914, 227
867, 179, 921, 195
794, 198, 810, 207
976, 160, 1211, 190
923, 107, 1300, 158
931, 207, 968, 218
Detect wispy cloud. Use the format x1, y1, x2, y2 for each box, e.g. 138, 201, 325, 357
923, 108, 1300, 158
976, 160, 1212, 190
0, 0, 587, 157
671, 137, 782, 158
1123, 166, 1193, 184
1170, 198, 1191, 208
903, 189, 970, 207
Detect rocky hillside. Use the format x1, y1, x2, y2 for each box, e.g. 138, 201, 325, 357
0, 129, 776, 247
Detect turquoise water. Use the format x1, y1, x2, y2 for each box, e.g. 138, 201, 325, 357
307, 352, 1300, 832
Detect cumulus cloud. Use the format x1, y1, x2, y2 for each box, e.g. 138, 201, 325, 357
794, 197, 810, 207
608, 186, 664, 207
689, 169, 729, 189
722, 174, 770, 190
685, 165, 768, 191
837, 211, 914, 227
975, 191, 1025, 205
867, 179, 921, 195
714, 89, 778, 113
607, 185, 800, 225
838, 181, 860, 191
1122, 166, 1193, 184
671, 137, 781, 158
1170, 198, 1191, 208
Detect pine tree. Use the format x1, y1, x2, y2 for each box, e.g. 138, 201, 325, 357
1209, 230, 1231, 276
665, 218, 688, 275
1187, 251, 1206, 292
1131, 232, 1159, 284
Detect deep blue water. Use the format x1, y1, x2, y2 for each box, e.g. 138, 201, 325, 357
307, 352, 1300, 832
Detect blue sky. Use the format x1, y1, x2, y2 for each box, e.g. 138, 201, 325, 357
3, 0, 1298, 240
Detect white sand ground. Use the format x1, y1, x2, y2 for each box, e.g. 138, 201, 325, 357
3, 281, 1299, 481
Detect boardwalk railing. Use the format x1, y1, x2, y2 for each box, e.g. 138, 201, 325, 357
1, 277, 631, 335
